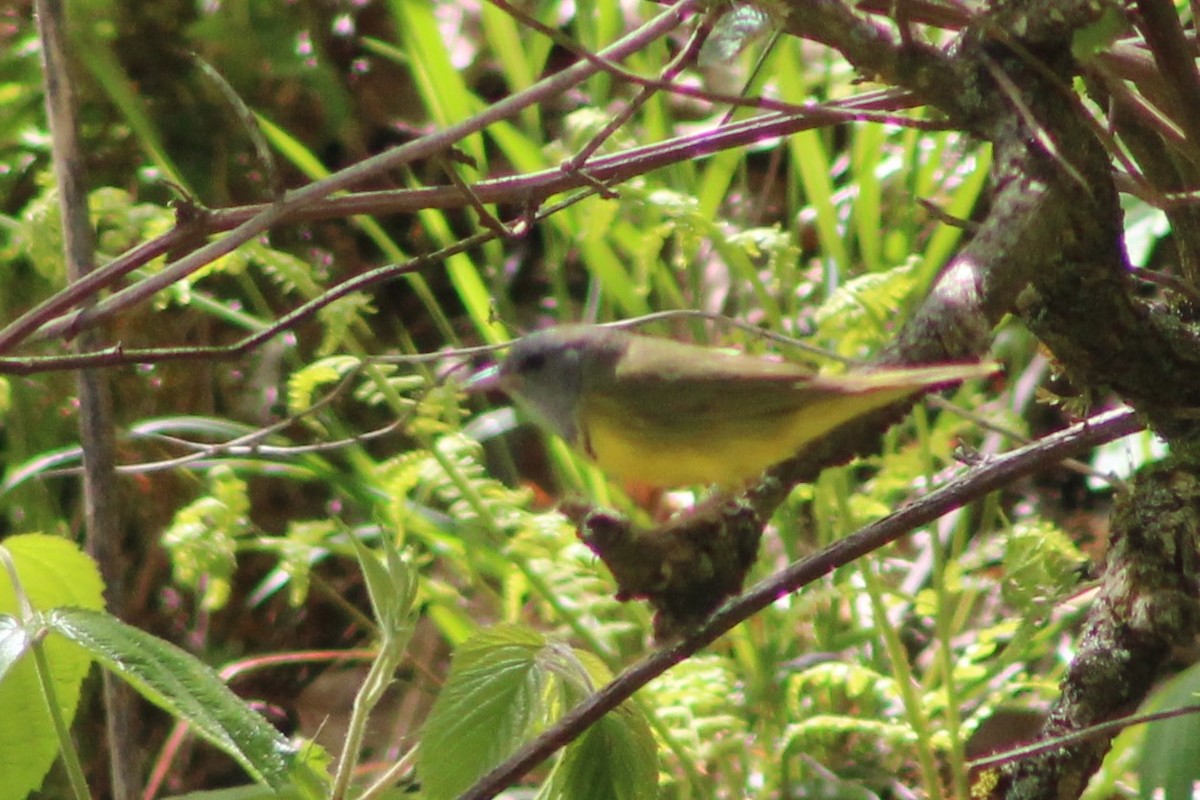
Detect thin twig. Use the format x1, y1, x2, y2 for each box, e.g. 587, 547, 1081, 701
969, 703, 1200, 771
565, 7, 712, 169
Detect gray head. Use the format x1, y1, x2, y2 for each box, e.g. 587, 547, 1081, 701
495, 326, 626, 443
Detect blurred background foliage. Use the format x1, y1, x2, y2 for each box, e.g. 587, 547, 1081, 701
0, 0, 1177, 797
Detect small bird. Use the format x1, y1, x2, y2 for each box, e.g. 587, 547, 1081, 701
472, 325, 996, 488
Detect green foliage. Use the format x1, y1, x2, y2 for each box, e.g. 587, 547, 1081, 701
275, 520, 338, 607
230, 239, 323, 298
12, 178, 68, 283
645, 654, 747, 765
0, 535, 104, 800
1071, 5, 1128, 62
0, 23, 46, 201
782, 661, 917, 780
349, 535, 417, 644
418, 624, 657, 800
1135, 662, 1200, 798
811, 261, 924, 356
544, 700, 658, 800
47, 607, 330, 796
91, 187, 177, 260
162, 466, 252, 610
287, 356, 364, 422
417, 625, 552, 799
1001, 521, 1087, 612
315, 292, 376, 357
2, 1, 1155, 797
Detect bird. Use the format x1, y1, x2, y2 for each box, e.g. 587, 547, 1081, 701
472, 324, 996, 488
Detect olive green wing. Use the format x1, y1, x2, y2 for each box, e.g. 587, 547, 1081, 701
594, 339, 823, 439
614, 335, 816, 382
593, 342, 994, 442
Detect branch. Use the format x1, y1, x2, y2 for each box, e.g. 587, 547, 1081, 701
34, 0, 141, 796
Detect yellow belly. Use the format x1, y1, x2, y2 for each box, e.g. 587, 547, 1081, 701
586, 430, 783, 487
578, 396, 884, 488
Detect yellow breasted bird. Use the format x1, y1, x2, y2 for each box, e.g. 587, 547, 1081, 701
472, 325, 995, 489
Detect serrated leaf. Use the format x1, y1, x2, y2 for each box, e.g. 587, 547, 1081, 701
286, 356, 363, 422
0, 535, 105, 613
247, 239, 321, 297
785, 661, 901, 720
812, 261, 921, 356
545, 702, 658, 800
273, 520, 338, 607
418, 625, 551, 800
782, 715, 917, 757
44, 607, 326, 795
643, 654, 745, 761
0, 534, 104, 800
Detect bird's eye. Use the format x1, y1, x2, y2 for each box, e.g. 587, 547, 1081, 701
518, 352, 547, 373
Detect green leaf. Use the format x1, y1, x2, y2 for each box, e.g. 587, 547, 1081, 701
1138, 661, 1200, 799
244, 238, 322, 298
347, 534, 418, 641
315, 292, 376, 357
16, 181, 66, 282
0, 534, 105, 613
254, 113, 331, 183
274, 520, 339, 607
152, 785, 307, 799
545, 702, 658, 800
1001, 520, 1085, 612
418, 625, 551, 800
811, 260, 922, 357
644, 654, 744, 760
162, 466, 252, 610
918, 143, 991, 285
789, 122, 849, 275
44, 607, 327, 795
0, 534, 104, 800
387, 0, 485, 163
286, 356, 363, 420
849, 122, 887, 272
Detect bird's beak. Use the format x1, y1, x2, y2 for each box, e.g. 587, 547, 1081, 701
463, 364, 503, 393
